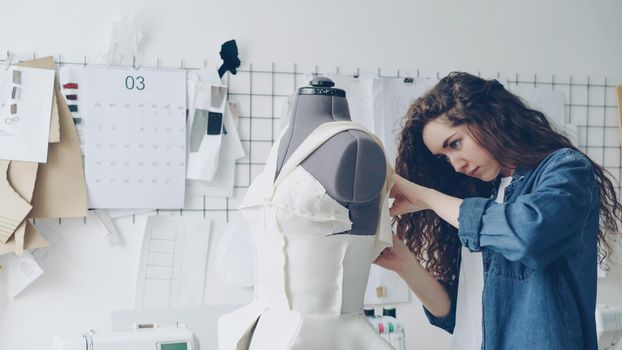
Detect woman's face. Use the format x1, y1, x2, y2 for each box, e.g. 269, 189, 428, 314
422, 118, 513, 181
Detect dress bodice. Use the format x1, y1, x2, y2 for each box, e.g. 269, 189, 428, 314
219, 121, 395, 350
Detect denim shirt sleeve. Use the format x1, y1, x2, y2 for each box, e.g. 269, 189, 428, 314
422, 275, 459, 333
458, 149, 596, 270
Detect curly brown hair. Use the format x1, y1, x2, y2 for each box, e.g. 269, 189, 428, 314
395, 71, 622, 286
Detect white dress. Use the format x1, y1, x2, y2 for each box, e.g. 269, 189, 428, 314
218, 121, 395, 350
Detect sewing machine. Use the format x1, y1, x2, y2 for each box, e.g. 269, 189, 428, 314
597, 304, 622, 350
366, 308, 406, 350
52, 323, 197, 350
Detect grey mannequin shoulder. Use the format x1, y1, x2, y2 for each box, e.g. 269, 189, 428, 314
302, 128, 387, 205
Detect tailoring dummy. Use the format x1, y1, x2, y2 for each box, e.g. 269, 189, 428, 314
218, 77, 394, 350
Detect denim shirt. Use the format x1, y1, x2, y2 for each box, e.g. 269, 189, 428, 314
424, 148, 600, 350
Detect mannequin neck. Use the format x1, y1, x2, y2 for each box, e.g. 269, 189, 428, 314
287, 93, 351, 138
275, 92, 352, 177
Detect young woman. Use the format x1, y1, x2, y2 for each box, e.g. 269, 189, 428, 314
374, 72, 621, 350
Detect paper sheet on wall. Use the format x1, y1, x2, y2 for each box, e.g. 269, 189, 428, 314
5, 251, 43, 298
373, 78, 435, 165
364, 265, 409, 305
186, 162, 236, 198
84, 66, 186, 209
187, 78, 228, 181
135, 215, 211, 308
186, 104, 245, 198
0, 66, 55, 163
184, 67, 245, 197
326, 73, 377, 133
617, 86, 622, 147
508, 86, 577, 145
215, 213, 255, 287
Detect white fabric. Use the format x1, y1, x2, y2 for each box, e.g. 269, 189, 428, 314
218, 121, 394, 350
451, 176, 512, 350
215, 212, 256, 287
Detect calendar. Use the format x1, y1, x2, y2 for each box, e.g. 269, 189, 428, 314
84, 66, 186, 209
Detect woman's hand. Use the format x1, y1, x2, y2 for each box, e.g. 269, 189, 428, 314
373, 234, 417, 275
375, 234, 453, 318
391, 174, 463, 228
389, 174, 431, 216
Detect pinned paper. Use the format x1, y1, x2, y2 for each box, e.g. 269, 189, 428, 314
9, 56, 60, 144
373, 77, 436, 164
187, 81, 226, 181
185, 102, 245, 198
215, 213, 255, 287
84, 66, 186, 209
6, 251, 43, 298
0, 66, 55, 163
326, 73, 378, 133
364, 264, 410, 305
509, 86, 577, 145
616, 86, 622, 147
93, 209, 122, 246
136, 215, 211, 308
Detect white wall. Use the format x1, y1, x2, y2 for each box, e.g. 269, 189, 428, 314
1, 1, 622, 349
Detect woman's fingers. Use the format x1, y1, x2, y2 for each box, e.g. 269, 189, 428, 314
389, 201, 407, 217
373, 247, 396, 270
374, 234, 408, 272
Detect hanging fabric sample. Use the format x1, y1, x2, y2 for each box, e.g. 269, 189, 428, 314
187, 81, 227, 181
185, 67, 245, 198
59, 66, 87, 153
218, 121, 395, 350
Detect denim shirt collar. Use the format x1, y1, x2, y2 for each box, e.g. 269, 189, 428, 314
511, 167, 530, 181
490, 166, 531, 200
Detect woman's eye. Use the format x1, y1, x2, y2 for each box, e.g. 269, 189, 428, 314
450, 139, 461, 149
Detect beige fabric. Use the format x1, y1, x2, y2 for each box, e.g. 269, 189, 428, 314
6, 160, 39, 255
0, 221, 47, 256
0, 160, 32, 244
219, 121, 394, 350
28, 57, 87, 219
